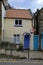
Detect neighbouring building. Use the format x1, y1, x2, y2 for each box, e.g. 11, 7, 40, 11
34, 9, 39, 35
0, 0, 8, 41
34, 8, 43, 50
4, 9, 33, 50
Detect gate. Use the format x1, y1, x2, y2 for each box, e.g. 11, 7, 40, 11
41, 32, 43, 50
34, 35, 39, 50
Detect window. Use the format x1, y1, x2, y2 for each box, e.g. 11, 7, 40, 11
19, 20, 22, 25
15, 20, 18, 25
14, 34, 20, 44
15, 19, 22, 27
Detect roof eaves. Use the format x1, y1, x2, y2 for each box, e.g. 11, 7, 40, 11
4, 17, 32, 20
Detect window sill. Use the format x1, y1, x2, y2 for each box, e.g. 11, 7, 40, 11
14, 25, 23, 27
15, 44, 20, 45
14, 43, 20, 45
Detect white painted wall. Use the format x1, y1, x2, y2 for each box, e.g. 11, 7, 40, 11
2, 2, 6, 40
30, 34, 34, 50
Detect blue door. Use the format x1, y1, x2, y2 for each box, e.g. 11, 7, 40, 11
34, 35, 39, 50
24, 35, 30, 49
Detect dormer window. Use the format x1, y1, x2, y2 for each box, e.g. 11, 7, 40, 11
15, 19, 22, 27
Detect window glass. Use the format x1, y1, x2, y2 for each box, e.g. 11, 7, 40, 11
19, 20, 22, 25
15, 20, 18, 25
16, 35, 20, 43
14, 35, 16, 43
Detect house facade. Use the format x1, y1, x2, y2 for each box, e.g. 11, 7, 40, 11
4, 9, 33, 50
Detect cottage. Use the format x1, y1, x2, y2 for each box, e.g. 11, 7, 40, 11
3, 9, 33, 50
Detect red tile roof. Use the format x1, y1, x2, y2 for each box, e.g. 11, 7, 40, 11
5, 9, 32, 19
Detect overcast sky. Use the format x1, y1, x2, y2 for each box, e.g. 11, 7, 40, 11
8, 0, 43, 12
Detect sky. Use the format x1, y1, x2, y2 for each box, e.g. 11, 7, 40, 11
8, 0, 43, 12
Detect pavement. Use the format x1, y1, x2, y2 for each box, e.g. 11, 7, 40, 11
0, 51, 43, 62
14, 50, 43, 59
29, 51, 43, 59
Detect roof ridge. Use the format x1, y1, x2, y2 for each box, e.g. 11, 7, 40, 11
7, 8, 30, 11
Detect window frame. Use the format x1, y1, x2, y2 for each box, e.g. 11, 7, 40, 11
14, 34, 20, 44
15, 19, 22, 27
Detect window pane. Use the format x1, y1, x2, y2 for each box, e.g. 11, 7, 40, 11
16, 35, 20, 44
15, 20, 18, 25
14, 35, 16, 43
19, 20, 22, 25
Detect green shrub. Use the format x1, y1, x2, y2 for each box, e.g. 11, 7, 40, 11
19, 45, 24, 51
0, 41, 10, 49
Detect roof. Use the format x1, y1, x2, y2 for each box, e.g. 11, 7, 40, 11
5, 9, 32, 19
